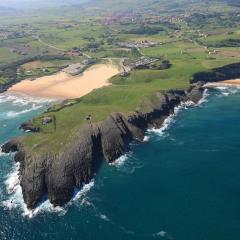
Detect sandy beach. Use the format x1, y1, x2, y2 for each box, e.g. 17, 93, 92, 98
204, 79, 240, 88
222, 79, 240, 85
7, 64, 119, 99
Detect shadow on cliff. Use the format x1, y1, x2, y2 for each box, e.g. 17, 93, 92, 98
191, 62, 240, 83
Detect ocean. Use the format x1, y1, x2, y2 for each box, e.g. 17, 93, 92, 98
0, 87, 240, 240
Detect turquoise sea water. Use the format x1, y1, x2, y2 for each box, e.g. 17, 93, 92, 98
0, 87, 240, 240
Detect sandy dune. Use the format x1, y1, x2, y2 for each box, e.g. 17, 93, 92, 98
8, 64, 119, 99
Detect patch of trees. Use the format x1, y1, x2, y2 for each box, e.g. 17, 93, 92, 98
220, 0, 240, 7
85, 42, 102, 49
186, 13, 222, 27
150, 60, 171, 70
123, 25, 165, 35
208, 39, 240, 48
162, 22, 180, 31
191, 62, 240, 83
0, 54, 70, 92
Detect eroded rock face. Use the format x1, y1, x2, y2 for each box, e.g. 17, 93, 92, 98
1, 85, 204, 209
187, 82, 205, 104
20, 122, 40, 132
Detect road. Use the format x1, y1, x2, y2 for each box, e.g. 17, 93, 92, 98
35, 35, 92, 59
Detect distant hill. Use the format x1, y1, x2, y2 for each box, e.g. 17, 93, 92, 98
0, 6, 18, 15
221, 0, 240, 6
1, 0, 238, 11
84, 0, 240, 12
0, 0, 90, 9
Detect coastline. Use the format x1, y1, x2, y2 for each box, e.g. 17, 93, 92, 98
1, 83, 204, 210
2, 76, 240, 212
204, 79, 240, 88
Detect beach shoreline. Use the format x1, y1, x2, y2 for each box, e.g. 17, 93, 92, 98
204, 79, 240, 88
7, 63, 119, 100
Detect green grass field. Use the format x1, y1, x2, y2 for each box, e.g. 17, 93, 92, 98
0, 0, 239, 154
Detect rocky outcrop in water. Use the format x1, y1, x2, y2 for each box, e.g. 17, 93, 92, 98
20, 122, 40, 132
1, 84, 204, 209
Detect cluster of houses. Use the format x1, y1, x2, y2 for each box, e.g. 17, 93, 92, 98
62, 59, 95, 75
117, 40, 160, 49
66, 49, 84, 57
0, 30, 27, 40
62, 63, 85, 75
144, 15, 184, 24
100, 11, 184, 26
119, 57, 159, 77
128, 57, 158, 69
66, 45, 100, 57
0, 23, 32, 40
100, 12, 140, 25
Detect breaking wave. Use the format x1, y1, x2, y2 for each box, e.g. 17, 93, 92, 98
148, 100, 196, 137
5, 105, 43, 119
110, 154, 130, 167
197, 88, 209, 105
215, 85, 240, 98
153, 230, 173, 239
2, 162, 95, 218
0, 93, 54, 120
110, 152, 144, 174
0, 93, 53, 106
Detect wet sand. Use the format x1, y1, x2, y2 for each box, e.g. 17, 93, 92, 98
8, 64, 119, 99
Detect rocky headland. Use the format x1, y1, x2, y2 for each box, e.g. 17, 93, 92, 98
1, 83, 204, 209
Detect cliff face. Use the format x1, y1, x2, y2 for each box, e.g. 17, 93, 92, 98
2, 84, 204, 209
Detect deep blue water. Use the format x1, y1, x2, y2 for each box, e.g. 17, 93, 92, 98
0, 87, 240, 240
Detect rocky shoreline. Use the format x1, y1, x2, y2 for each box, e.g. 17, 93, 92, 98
1, 83, 204, 209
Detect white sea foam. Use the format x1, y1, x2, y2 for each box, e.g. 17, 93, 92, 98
5, 104, 42, 118
215, 86, 240, 98
206, 84, 240, 98
148, 98, 202, 137
2, 162, 95, 218
109, 93, 208, 169
154, 230, 167, 237
99, 213, 110, 222
153, 230, 174, 239
149, 114, 175, 136
0, 93, 54, 120
148, 103, 183, 136
143, 136, 150, 142
0, 147, 13, 157
197, 88, 209, 105
0, 151, 8, 157
109, 154, 130, 167
4, 162, 20, 194
72, 180, 95, 202
2, 163, 41, 218
216, 86, 227, 91
0, 93, 54, 106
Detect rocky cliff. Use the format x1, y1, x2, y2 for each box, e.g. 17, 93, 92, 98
1, 83, 204, 209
